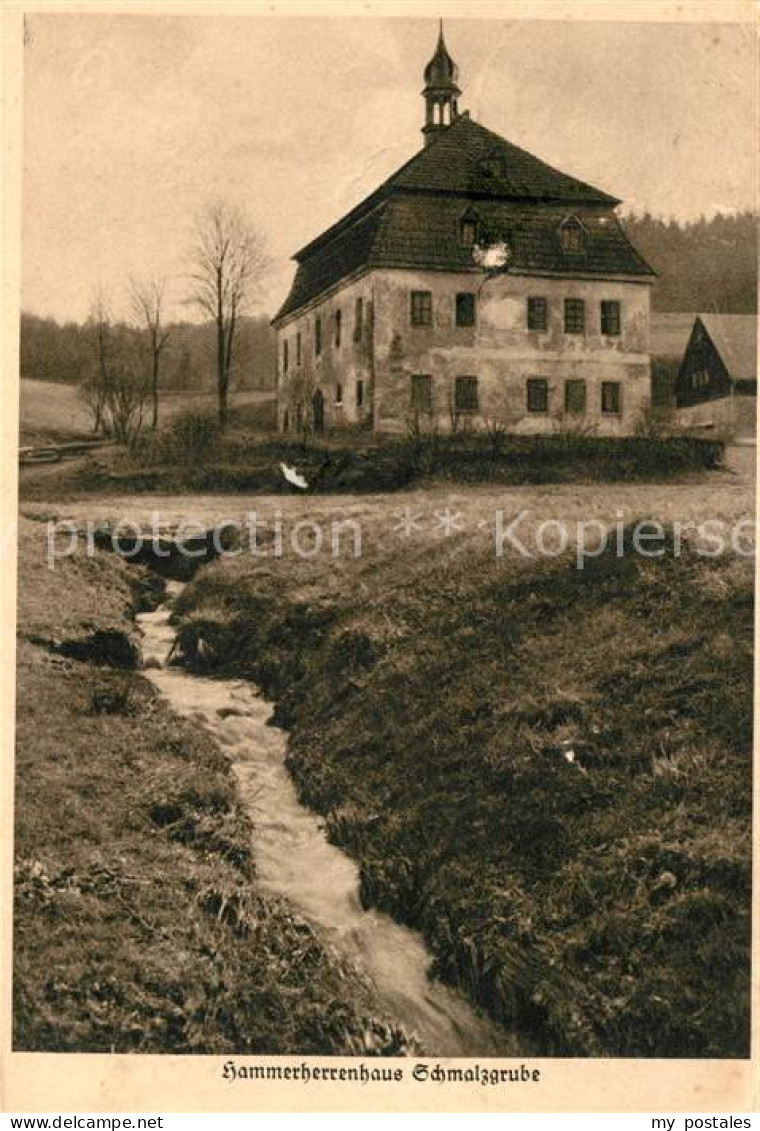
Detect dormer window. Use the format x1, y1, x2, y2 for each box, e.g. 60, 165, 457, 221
459, 208, 479, 248
559, 216, 585, 254
480, 150, 504, 179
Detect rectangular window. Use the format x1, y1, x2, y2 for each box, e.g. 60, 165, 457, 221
296, 331, 302, 366
526, 378, 549, 414
527, 296, 548, 331
354, 297, 363, 342
455, 375, 479, 412
564, 298, 585, 334
460, 219, 478, 247
410, 290, 433, 327
455, 292, 476, 327
564, 379, 587, 414
411, 374, 433, 412
356, 379, 364, 408
601, 381, 622, 415
335, 309, 342, 348
335, 382, 343, 405
601, 300, 621, 337
283, 339, 289, 374
315, 316, 322, 356
560, 222, 584, 253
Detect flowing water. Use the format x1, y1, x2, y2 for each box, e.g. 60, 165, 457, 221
137, 586, 515, 1057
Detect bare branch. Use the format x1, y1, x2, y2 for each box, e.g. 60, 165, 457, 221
186, 199, 271, 428
128, 274, 171, 429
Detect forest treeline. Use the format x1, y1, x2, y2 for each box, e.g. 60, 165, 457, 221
20, 312, 277, 390
621, 210, 757, 313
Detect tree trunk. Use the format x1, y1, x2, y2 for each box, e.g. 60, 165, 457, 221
96, 323, 110, 437
218, 373, 229, 429
216, 270, 227, 430
152, 349, 160, 430
222, 306, 237, 432
217, 341, 228, 429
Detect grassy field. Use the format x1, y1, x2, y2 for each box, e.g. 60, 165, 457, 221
95, 475, 755, 1059
20, 468, 753, 548
19, 380, 94, 441
13, 517, 407, 1054
18, 379, 275, 446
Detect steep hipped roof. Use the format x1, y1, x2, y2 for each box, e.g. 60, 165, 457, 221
299, 115, 618, 260
697, 314, 757, 382
274, 115, 653, 323
383, 116, 618, 207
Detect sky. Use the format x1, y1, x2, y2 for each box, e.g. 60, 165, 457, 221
21, 11, 758, 324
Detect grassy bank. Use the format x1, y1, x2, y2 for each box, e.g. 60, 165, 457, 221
172, 491, 753, 1057
13, 518, 407, 1054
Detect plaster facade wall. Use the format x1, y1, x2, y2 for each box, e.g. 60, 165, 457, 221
275, 273, 375, 432
371, 268, 652, 436
275, 267, 652, 436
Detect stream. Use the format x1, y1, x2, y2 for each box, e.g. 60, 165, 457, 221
137, 584, 515, 1057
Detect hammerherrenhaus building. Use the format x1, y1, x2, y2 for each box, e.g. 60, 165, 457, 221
273, 25, 656, 436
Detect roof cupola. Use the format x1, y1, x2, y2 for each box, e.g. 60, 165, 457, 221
422, 21, 461, 146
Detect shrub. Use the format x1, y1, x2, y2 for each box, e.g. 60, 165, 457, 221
156, 410, 221, 463
634, 405, 679, 439
58, 629, 141, 669
74, 424, 725, 495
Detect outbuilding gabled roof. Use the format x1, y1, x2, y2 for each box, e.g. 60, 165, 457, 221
696, 314, 757, 382
274, 114, 653, 324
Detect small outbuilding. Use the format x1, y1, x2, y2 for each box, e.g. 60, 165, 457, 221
675, 313, 757, 439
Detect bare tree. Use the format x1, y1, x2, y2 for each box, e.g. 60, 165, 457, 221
187, 201, 269, 429
129, 276, 170, 429
106, 358, 149, 446
81, 285, 113, 434
80, 284, 149, 445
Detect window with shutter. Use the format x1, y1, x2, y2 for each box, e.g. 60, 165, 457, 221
601, 381, 622, 414
411, 374, 433, 412
410, 291, 433, 327
564, 379, 587, 414
455, 376, 479, 412
527, 378, 549, 413
456, 293, 476, 327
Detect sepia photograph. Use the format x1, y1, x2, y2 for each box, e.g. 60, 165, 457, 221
5, 0, 757, 1110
